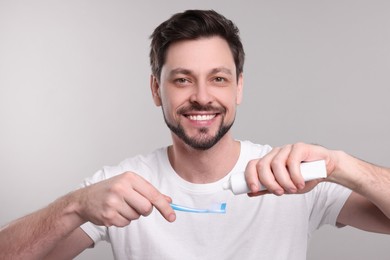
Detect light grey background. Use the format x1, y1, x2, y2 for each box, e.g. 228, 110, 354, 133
1, 0, 389, 259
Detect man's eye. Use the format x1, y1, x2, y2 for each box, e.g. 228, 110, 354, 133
215, 77, 225, 82
175, 78, 189, 84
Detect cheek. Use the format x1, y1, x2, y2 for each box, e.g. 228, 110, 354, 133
161, 90, 188, 110
160, 94, 180, 121
221, 94, 240, 119
219, 91, 239, 108
161, 101, 174, 116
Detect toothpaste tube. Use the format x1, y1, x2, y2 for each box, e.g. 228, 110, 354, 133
223, 160, 327, 195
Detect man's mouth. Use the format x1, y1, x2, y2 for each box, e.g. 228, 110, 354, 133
186, 114, 217, 121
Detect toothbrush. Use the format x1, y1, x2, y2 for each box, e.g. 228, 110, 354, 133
170, 202, 227, 214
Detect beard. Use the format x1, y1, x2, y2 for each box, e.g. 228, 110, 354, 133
162, 104, 234, 150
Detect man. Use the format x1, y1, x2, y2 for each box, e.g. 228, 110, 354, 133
1, 9, 390, 259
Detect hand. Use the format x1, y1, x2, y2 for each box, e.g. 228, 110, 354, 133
73, 172, 176, 227
244, 142, 337, 196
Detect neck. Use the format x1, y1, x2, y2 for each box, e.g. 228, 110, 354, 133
168, 132, 240, 183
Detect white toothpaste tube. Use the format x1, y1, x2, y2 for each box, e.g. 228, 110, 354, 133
223, 160, 327, 195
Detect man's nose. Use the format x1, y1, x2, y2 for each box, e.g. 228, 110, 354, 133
189, 83, 213, 105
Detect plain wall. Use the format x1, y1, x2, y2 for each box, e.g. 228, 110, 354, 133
1, 0, 389, 259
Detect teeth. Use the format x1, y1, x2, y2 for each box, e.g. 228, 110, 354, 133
188, 114, 216, 121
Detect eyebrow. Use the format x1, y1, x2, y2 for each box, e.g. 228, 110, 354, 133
210, 67, 233, 75
169, 68, 192, 77
168, 67, 233, 77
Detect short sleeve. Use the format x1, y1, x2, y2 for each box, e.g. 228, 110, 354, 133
308, 182, 352, 234
80, 222, 109, 244
78, 168, 114, 244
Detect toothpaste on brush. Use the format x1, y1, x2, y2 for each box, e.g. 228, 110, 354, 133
223, 160, 327, 195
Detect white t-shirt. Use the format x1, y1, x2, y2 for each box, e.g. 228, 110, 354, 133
80, 140, 352, 260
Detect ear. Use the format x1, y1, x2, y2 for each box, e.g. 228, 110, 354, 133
236, 73, 244, 105
150, 75, 162, 106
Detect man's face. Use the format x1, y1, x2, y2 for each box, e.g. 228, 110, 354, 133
152, 36, 243, 150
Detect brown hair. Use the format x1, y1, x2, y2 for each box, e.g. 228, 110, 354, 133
149, 10, 245, 81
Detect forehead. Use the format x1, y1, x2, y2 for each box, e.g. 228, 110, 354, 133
162, 36, 236, 75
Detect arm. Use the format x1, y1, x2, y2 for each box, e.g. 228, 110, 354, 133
0, 172, 176, 259
330, 152, 390, 233
244, 143, 390, 233
44, 227, 94, 260
0, 193, 87, 260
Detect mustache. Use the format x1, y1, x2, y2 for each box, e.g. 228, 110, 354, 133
177, 103, 226, 114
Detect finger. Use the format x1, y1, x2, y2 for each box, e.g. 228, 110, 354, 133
113, 212, 137, 227
287, 143, 330, 189
123, 189, 154, 217
130, 174, 176, 222
256, 148, 285, 195
100, 207, 136, 228
162, 194, 173, 203
285, 145, 306, 190
296, 179, 322, 194
118, 205, 142, 224
271, 145, 300, 193
244, 159, 263, 193
288, 142, 327, 162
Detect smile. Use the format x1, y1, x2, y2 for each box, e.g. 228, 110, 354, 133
186, 114, 217, 121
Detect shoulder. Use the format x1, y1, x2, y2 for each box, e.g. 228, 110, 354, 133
81, 147, 168, 186
239, 140, 273, 158
118, 147, 167, 172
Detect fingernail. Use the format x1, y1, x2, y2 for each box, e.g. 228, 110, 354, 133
275, 189, 284, 196
168, 213, 176, 222
250, 183, 258, 192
